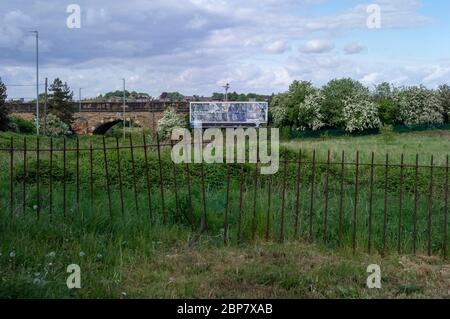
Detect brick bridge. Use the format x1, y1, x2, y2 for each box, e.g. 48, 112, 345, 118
9, 101, 189, 134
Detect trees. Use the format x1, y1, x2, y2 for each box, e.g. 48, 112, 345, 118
343, 91, 380, 132
0, 77, 11, 131
321, 78, 369, 128
396, 86, 443, 126
269, 80, 315, 129
438, 84, 450, 123
297, 89, 325, 131
48, 78, 75, 126
374, 82, 399, 125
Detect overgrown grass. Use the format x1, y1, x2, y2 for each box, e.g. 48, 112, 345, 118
0, 130, 449, 298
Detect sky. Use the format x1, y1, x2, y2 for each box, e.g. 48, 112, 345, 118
0, 0, 449, 99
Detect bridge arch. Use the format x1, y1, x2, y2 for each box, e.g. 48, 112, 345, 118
93, 120, 123, 135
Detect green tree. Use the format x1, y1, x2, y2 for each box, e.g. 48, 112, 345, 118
321, 78, 368, 128
374, 82, 399, 125
269, 80, 315, 128
438, 84, 450, 123
48, 78, 75, 126
0, 77, 11, 131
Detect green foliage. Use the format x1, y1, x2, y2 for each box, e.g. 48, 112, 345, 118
48, 78, 75, 126
375, 82, 399, 125
437, 84, 450, 123
11, 116, 36, 134
379, 124, 395, 144
211, 92, 267, 102
161, 92, 184, 101
321, 78, 369, 128
0, 77, 12, 131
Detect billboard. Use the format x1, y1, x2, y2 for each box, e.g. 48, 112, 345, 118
189, 102, 268, 128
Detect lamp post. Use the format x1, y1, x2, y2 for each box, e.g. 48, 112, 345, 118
30, 31, 39, 135
223, 83, 230, 102
79, 88, 82, 112
122, 78, 126, 139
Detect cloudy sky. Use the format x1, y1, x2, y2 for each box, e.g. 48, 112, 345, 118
1, 0, 449, 99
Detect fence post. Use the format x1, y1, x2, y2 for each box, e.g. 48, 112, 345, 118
22, 137, 27, 215
170, 139, 181, 222
309, 149, 316, 242
323, 150, 331, 242
279, 155, 288, 243
115, 138, 125, 218
413, 154, 419, 255
224, 165, 231, 245
185, 162, 193, 228
142, 133, 153, 223
251, 160, 259, 241
36, 137, 40, 220
427, 155, 434, 256
382, 153, 389, 255
156, 132, 166, 224
368, 152, 375, 254
49, 138, 53, 222
63, 138, 67, 218
338, 150, 345, 245
352, 151, 359, 254
397, 154, 404, 254
102, 136, 113, 219
10, 137, 14, 219
237, 164, 245, 243
76, 138, 81, 222
89, 139, 94, 212
444, 155, 449, 259
200, 161, 207, 230
265, 174, 272, 241
129, 135, 139, 215
294, 150, 302, 238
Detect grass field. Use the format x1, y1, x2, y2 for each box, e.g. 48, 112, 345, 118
0, 129, 449, 298
283, 129, 450, 165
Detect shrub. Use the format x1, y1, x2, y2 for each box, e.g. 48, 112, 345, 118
38, 113, 72, 137
297, 90, 325, 131
321, 78, 369, 128
11, 116, 36, 134
343, 91, 381, 132
396, 86, 444, 126
157, 107, 187, 140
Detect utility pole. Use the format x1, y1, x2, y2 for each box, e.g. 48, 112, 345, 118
223, 83, 230, 102
122, 78, 126, 139
79, 88, 82, 112
30, 31, 39, 135
43, 77, 48, 135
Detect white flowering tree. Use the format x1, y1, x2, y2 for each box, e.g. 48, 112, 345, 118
36, 113, 72, 137
297, 90, 325, 131
396, 86, 444, 126
269, 93, 289, 127
157, 107, 187, 139
343, 92, 381, 132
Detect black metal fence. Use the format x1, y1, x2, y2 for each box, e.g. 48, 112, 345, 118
0, 135, 448, 258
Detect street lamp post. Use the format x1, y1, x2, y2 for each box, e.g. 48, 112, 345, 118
30, 31, 39, 135
223, 83, 230, 102
79, 88, 82, 112
122, 78, 126, 139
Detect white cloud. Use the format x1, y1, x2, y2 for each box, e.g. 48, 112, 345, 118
344, 42, 367, 55
300, 39, 334, 54
265, 40, 288, 54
